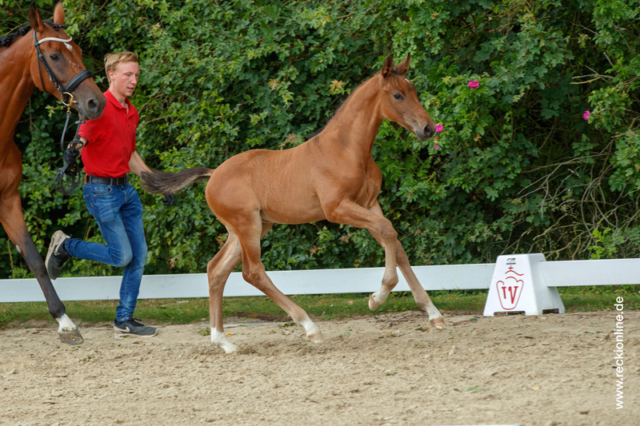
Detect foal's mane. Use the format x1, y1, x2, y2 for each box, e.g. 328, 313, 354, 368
0, 20, 66, 49
308, 69, 404, 140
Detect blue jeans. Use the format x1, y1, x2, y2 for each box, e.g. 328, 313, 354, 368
65, 182, 147, 322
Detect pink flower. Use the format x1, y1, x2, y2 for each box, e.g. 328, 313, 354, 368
468, 80, 479, 89
434, 145, 440, 150
583, 110, 590, 120
435, 124, 444, 133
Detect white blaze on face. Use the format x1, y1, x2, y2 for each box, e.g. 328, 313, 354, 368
65, 43, 73, 52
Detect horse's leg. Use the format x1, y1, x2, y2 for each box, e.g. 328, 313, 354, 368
369, 202, 444, 328
232, 213, 324, 344
0, 189, 82, 344
324, 199, 400, 309
206, 230, 243, 353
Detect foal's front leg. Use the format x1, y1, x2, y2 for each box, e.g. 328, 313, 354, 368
369, 203, 444, 328
324, 199, 400, 307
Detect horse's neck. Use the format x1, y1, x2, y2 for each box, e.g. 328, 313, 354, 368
0, 35, 36, 147
318, 77, 383, 159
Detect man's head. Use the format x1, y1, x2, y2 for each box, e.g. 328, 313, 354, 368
104, 51, 139, 99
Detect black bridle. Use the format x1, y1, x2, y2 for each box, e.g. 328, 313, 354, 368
33, 28, 94, 195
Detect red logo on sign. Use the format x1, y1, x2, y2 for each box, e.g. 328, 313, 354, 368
496, 266, 524, 310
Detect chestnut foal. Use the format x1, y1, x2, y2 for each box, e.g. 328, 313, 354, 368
0, 4, 105, 343
142, 54, 443, 353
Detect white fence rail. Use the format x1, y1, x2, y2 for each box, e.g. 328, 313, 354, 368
540, 259, 640, 287
0, 256, 638, 311
0, 264, 495, 303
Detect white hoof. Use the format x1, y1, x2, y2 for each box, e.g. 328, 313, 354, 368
211, 330, 239, 353
301, 320, 324, 344
369, 291, 387, 311
430, 317, 445, 330
308, 330, 325, 344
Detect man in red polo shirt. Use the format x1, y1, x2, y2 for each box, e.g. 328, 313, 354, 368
45, 51, 171, 337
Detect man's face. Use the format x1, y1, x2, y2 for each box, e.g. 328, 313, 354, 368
109, 61, 139, 99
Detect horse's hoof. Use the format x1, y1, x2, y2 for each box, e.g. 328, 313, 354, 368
368, 293, 381, 311
219, 341, 239, 354
308, 331, 324, 344
59, 329, 84, 345
211, 330, 238, 353
430, 317, 445, 330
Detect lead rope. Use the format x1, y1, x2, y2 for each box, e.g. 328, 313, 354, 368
54, 93, 85, 196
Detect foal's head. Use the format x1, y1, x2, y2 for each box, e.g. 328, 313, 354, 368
377, 54, 435, 141
28, 3, 105, 120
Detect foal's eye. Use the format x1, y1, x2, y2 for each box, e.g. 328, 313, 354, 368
50, 54, 60, 61
394, 93, 403, 100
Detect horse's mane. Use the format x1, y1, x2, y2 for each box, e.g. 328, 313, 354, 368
0, 21, 66, 49
307, 69, 403, 140
306, 77, 371, 140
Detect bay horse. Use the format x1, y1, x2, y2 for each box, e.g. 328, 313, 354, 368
0, 3, 105, 344
142, 54, 444, 353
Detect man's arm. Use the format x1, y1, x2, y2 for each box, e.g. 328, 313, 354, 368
129, 151, 152, 177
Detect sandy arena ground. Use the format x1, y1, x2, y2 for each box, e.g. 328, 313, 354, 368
0, 311, 637, 426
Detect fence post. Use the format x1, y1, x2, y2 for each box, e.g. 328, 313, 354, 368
483, 254, 565, 316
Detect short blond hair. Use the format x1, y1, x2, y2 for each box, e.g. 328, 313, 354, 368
104, 51, 139, 84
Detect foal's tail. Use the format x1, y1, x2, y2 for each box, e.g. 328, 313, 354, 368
140, 167, 213, 194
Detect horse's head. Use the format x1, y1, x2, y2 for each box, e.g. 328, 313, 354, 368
378, 54, 435, 141
28, 3, 105, 120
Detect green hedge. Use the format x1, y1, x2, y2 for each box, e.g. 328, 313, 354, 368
1, 0, 639, 279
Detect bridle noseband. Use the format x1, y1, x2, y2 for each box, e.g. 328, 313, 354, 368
34, 28, 94, 196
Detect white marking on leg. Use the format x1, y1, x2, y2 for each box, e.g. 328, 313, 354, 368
211, 329, 238, 354
300, 319, 324, 343
420, 302, 444, 329
369, 287, 391, 310
15, 245, 21, 254
425, 304, 442, 320
55, 314, 77, 332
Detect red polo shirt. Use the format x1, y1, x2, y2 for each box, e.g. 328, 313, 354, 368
78, 90, 138, 177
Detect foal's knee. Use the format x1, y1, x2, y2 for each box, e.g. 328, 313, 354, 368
378, 219, 397, 243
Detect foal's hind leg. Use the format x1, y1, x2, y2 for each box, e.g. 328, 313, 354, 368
0, 188, 82, 343
232, 214, 324, 343
368, 202, 443, 328
206, 231, 242, 353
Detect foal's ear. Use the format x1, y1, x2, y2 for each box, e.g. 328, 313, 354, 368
394, 53, 411, 75
381, 54, 394, 79
28, 4, 45, 32
53, 2, 65, 26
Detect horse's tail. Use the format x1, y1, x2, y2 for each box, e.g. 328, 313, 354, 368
140, 167, 213, 194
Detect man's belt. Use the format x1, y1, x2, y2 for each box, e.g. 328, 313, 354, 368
85, 174, 128, 185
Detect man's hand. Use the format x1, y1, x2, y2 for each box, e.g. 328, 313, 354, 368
63, 146, 81, 164
163, 194, 175, 206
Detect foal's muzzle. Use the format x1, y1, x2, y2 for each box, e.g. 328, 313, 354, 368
414, 123, 435, 141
